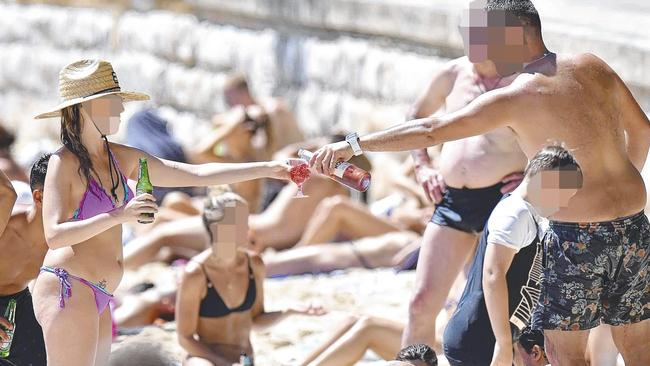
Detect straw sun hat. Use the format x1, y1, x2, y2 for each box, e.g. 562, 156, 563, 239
35, 59, 149, 119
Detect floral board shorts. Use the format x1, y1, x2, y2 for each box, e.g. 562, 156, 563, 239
532, 211, 650, 331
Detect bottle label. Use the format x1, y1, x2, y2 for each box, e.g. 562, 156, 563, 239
333, 162, 351, 179
297, 149, 313, 162
0, 328, 14, 353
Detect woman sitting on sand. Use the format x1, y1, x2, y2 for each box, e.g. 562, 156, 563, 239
176, 190, 324, 365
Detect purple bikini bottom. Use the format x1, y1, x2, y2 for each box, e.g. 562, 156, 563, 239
40, 266, 113, 314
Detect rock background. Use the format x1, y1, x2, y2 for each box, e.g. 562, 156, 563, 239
1, 0, 649, 187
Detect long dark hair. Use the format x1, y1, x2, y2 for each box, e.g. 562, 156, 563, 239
61, 104, 121, 201
61, 105, 99, 185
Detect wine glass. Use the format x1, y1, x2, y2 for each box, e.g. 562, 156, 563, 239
287, 158, 311, 198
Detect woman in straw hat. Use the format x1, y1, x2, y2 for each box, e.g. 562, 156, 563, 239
30, 59, 290, 366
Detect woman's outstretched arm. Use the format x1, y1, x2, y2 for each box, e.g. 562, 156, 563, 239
119, 144, 289, 188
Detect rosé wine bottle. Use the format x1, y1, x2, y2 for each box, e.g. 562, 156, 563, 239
298, 149, 371, 192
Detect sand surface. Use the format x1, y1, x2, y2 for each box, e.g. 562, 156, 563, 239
113, 267, 437, 365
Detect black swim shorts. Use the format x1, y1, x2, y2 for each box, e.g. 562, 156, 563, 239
430, 183, 504, 234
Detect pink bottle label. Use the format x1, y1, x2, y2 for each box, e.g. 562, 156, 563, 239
333, 162, 351, 179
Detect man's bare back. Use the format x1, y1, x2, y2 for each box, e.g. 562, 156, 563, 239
0, 210, 47, 295
432, 58, 527, 188
497, 53, 647, 221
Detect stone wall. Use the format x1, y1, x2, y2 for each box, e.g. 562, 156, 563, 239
1, 0, 649, 171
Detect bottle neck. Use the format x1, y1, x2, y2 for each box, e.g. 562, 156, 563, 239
138, 162, 150, 181
5, 300, 16, 321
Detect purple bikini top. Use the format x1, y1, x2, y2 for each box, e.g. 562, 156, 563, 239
71, 150, 134, 221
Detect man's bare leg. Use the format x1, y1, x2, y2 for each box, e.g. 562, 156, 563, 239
123, 216, 206, 269
402, 222, 477, 348
265, 232, 419, 276
586, 324, 619, 366
544, 330, 590, 366
300, 196, 401, 245
264, 244, 363, 277
250, 176, 347, 251
160, 191, 201, 216
610, 320, 650, 366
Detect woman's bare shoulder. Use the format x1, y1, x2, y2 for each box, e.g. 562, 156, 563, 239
108, 142, 137, 153
48, 148, 77, 175
184, 250, 211, 276
108, 142, 147, 174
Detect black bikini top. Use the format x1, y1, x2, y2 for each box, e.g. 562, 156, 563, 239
197, 256, 257, 318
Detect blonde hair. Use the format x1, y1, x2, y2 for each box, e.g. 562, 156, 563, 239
202, 187, 248, 241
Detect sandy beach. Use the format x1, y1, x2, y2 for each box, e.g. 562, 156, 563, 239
113, 266, 455, 365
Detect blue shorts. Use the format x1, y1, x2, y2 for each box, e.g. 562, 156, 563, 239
431, 183, 504, 234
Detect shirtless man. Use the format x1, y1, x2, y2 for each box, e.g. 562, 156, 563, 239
311, 1, 650, 364
401, 55, 527, 347
0, 154, 49, 366
221, 72, 304, 156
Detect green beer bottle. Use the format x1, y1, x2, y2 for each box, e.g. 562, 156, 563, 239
0, 299, 16, 358
136, 158, 154, 224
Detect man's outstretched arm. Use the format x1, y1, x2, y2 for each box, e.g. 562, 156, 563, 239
310, 86, 519, 175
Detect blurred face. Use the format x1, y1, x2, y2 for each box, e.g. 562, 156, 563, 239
530, 169, 581, 216
460, 1, 528, 75
224, 87, 253, 108
207, 202, 250, 247
81, 95, 124, 135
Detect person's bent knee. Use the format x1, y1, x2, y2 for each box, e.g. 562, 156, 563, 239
355, 315, 376, 331
161, 191, 191, 208
319, 195, 346, 212
350, 316, 377, 342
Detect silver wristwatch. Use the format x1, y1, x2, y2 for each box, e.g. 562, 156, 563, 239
345, 132, 363, 156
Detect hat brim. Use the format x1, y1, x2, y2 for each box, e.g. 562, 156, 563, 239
34, 90, 150, 119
